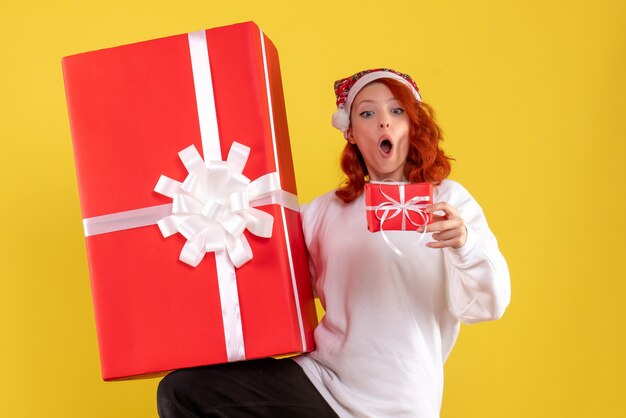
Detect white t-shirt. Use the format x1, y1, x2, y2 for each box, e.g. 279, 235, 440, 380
294, 179, 511, 418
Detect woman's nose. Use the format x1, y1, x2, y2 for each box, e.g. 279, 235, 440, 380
379, 121, 390, 128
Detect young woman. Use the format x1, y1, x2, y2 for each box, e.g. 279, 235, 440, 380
157, 68, 511, 418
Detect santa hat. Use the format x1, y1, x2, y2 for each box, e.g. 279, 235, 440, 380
331, 68, 422, 138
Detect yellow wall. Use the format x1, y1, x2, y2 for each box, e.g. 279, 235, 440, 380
1, 0, 624, 416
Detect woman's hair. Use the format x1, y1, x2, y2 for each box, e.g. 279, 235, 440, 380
335, 78, 453, 204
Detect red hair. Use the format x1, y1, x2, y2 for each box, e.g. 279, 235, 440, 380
335, 78, 453, 203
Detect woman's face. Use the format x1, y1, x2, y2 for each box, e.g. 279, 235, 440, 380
348, 82, 410, 182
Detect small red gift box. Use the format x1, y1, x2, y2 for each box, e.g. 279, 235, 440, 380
365, 182, 433, 232
62, 22, 317, 380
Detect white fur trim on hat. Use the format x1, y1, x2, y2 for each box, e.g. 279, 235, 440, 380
331, 108, 350, 133
344, 72, 422, 117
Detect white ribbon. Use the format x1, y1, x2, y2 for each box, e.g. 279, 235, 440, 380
83, 204, 173, 237
367, 183, 430, 257
154, 141, 282, 268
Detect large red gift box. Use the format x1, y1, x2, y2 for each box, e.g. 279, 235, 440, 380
365, 182, 433, 232
62, 21, 317, 380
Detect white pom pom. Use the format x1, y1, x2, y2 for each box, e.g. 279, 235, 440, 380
331, 109, 350, 132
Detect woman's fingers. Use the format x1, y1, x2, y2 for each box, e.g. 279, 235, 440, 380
415, 201, 467, 248
426, 202, 460, 219
426, 236, 466, 249
430, 214, 448, 223
431, 229, 458, 241
419, 218, 462, 233
428, 228, 466, 248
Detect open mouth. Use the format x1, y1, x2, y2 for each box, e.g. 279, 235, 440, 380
379, 138, 393, 155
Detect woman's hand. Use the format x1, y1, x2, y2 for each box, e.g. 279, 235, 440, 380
417, 202, 467, 249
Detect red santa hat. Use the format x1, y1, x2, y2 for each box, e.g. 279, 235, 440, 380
331, 68, 422, 139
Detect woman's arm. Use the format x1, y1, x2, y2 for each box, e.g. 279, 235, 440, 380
426, 181, 511, 324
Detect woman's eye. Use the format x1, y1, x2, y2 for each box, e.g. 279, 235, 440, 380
359, 111, 374, 118
391, 108, 405, 115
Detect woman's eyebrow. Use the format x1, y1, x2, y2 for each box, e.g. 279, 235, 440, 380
354, 99, 375, 107
355, 97, 399, 107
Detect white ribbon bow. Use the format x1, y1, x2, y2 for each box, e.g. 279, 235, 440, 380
154, 141, 280, 268
374, 183, 430, 257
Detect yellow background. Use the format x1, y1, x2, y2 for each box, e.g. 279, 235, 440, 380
1, 0, 624, 416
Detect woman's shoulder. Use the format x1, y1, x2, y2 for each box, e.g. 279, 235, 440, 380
301, 189, 341, 218
435, 178, 470, 197
299, 189, 344, 245
434, 179, 480, 209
